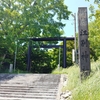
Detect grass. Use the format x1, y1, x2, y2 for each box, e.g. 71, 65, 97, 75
52, 59, 100, 100
0, 68, 30, 74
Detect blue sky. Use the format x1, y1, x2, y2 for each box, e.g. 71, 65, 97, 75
62, 0, 95, 37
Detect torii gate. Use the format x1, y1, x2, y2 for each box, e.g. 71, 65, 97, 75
27, 37, 74, 71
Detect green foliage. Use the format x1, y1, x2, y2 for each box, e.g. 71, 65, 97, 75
89, 22, 100, 60
85, 0, 100, 61
0, 0, 71, 38
85, 0, 100, 3
67, 40, 74, 66
50, 40, 74, 68
31, 49, 54, 73
0, 0, 71, 72
49, 48, 59, 68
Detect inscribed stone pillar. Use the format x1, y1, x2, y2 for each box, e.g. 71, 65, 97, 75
78, 7, 91, 78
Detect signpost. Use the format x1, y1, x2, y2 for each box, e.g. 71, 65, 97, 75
78, 7, 91, 79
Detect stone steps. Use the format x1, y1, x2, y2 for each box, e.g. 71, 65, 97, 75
0, 97, 53, 100
0, 74, 61, 100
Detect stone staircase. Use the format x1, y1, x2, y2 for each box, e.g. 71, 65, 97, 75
0, 74, 61, 100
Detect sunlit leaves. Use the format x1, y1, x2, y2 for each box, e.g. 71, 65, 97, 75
86, 0, 100, 59
0, 0, 71, 38
85, 0, 100, 3
0, 0, 71, 69
88, 5, 100, 59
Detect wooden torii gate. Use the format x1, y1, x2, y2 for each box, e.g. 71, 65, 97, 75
27, 37, 74, 71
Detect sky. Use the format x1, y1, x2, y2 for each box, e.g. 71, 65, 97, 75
62, 0, 96, 37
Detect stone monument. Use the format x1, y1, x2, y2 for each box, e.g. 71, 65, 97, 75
78, 7, 91, 79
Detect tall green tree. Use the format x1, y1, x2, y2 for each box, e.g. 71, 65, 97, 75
0, 0, 71, 38
0, 0, 71, 71
89, 20, 100, 61
85, 0, 100, 60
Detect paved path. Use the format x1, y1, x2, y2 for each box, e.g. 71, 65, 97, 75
0, 74, 61, 100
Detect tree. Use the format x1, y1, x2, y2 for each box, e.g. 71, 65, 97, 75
85, 0, 100, 60
50, 40, 74, 68
85, 0, 100, 3
66, 40, 74, 66
88, 21, 100, 61
31, 49, 53, 73
0, 0, 71, 38
0, 0, 71, 71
